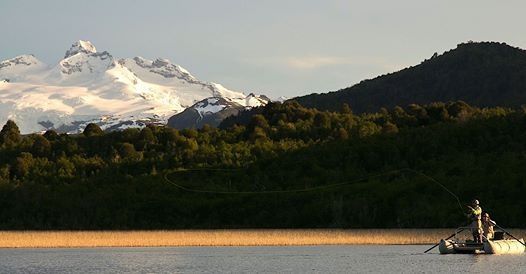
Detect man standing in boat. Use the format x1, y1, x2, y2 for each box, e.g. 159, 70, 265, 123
467, 199, 483, 243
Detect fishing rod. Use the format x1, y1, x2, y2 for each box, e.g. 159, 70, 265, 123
395, 168, 465, 215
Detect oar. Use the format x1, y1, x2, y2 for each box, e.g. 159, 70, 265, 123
494, 223, 526, 247
424, 228, 464, 253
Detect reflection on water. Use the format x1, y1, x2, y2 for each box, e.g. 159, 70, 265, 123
0, 245, 524, 273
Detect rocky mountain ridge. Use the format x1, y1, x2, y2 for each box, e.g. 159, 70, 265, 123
0, 40, 267, 133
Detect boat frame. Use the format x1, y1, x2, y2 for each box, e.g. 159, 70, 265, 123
438, 226, 525, 255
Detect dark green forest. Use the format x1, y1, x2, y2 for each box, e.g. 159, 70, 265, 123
0, 101, 525, 229
294, 42, 526, 113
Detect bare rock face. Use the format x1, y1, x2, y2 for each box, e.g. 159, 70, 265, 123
0, 55, 40, 69
132, 56, 196, 81
59, 51, 114, 75
64, 40, 97, 58
167, 97, 245, 129
167, 95, 270, 129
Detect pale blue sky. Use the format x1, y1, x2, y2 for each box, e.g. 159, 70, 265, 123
1, 0, 525, 98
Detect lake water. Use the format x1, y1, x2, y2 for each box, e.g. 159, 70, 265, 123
0, 245, 524, 273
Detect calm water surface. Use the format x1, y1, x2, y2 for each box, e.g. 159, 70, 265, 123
0, 245, 524, 273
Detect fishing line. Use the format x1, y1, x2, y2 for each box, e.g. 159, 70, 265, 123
403, 169, 465, 215
164, 168, 406, 194
164, 166, 465, 213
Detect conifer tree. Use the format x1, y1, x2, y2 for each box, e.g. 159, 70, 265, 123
0, 120, 21, 147
83, 123, 103, 137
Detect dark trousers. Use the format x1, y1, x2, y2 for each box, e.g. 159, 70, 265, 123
472, 231, 483, 243
471, 219, 482, 243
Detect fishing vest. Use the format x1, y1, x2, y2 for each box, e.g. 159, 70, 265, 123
470, 206, 482, 220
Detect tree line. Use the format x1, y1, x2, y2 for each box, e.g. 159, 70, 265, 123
0, 101, 524, 229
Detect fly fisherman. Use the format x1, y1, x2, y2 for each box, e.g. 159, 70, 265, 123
467, 199, 483, 243
482, 212, 496, 241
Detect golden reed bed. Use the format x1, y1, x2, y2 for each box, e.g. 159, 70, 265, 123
0, 229, 525, 248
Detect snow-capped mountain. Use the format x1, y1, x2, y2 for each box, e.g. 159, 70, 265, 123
0, 40, 265, 133
167, 94, 270, 129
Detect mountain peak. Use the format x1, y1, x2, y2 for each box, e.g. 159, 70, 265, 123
0, 41, 266, 133
64, 40, 97, 58
0, 54, 42, 69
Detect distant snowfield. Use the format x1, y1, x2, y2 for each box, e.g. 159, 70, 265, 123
0, 40, 262, 133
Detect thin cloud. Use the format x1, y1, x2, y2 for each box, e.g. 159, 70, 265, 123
243, 55, 408, 75
285, 56, 352, 69
284, 55, 409, 72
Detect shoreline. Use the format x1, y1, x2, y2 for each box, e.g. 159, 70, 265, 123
1, 229, 525, 248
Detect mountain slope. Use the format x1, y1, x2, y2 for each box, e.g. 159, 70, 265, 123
0, 40, 263, 133
167, 97, 245, 129
167, 94, 269, 129
294, 42, 526, 113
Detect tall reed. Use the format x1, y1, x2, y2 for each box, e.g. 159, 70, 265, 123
0, 229, 524, 248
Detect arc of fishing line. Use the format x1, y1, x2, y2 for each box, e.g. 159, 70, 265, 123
164, 169, 404, 194
165, 167, 465, 212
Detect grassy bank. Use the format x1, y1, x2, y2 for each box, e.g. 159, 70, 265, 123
1, 229, 525, 248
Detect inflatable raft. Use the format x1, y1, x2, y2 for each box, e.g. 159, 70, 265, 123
439, 238, 525, 254
438, 227, 526, 254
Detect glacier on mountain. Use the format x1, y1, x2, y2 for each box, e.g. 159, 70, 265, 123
0, 40, 265, 133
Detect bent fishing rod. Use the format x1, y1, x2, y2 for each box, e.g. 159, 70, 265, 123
402, 169, 465, 215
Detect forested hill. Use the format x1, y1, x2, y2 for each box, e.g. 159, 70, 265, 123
293, 42, 526, 113
0, 101, 525, 229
